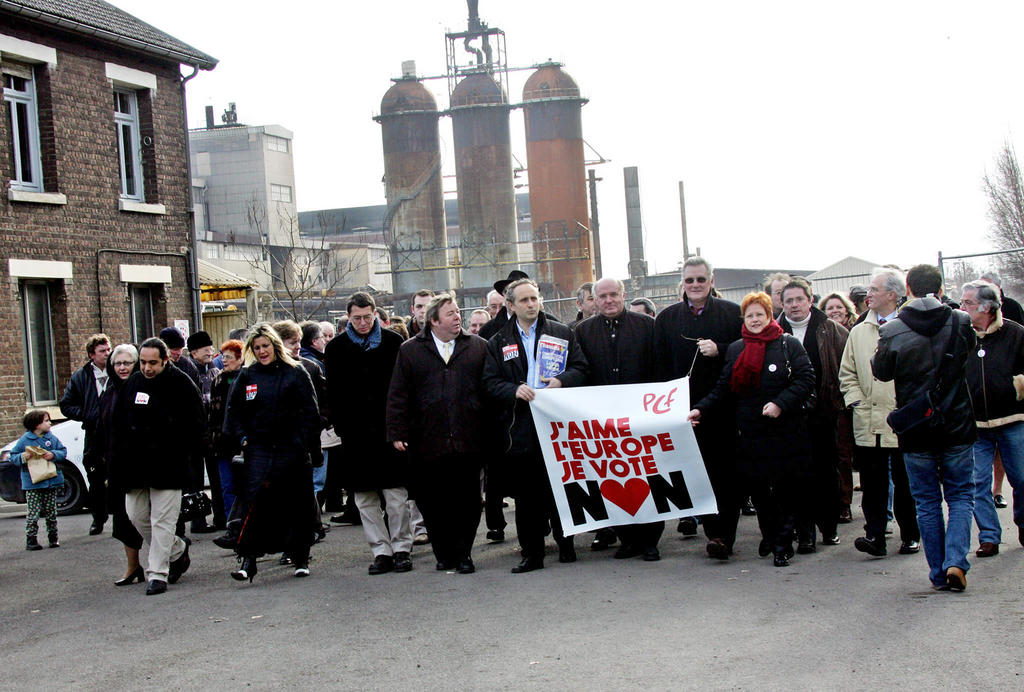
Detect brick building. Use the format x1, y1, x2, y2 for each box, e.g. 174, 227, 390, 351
0, 0, 216, 439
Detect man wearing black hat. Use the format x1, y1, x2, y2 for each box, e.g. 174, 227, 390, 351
186, 330, 225, 532
479, 270, 561, 341
159, 326, 201, 390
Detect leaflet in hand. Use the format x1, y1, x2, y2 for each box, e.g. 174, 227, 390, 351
536, 335, 569, 388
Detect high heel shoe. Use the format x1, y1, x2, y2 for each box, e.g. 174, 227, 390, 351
231, 556, 257, 583
114, 566, 144, 586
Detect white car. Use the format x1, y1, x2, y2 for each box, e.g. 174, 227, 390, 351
0, 420, 89, 515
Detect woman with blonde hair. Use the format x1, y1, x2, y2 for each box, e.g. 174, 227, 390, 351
223, 323, 319, 581
688, 292, 815, 566
819, 292, 858, 331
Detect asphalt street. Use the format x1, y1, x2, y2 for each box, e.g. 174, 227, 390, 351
1, 497, 1022, 690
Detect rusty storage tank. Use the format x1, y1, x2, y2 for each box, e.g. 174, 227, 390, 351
522, 63, 592, 293
375, 75, 451, 295
450, 72, 518, 290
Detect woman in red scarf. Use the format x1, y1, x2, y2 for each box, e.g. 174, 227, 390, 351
688, 292, 815, 566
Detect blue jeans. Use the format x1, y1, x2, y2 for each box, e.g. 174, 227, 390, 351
313, 451, 328, 494
903, 444, 975, 587
973, 422, 1024, 544
217, 457, 236, 519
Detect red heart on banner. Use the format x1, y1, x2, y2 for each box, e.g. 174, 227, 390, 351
600, 478, 651, 516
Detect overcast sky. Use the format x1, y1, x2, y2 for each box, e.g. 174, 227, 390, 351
112, 0, 1024, 279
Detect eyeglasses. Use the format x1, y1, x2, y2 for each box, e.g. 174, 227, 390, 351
112, 361, 135, 367
350, 315, 375, 322
683, 276, 709, 284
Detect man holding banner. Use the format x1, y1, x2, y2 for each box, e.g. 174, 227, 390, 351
482, 278, 589, 573
574, 278, 664, 561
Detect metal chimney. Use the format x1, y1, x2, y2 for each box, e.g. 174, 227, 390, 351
204, 105, 214, 129
623, 166, 647, 281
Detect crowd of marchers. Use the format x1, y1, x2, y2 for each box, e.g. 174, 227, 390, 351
12, 257, 1023, 594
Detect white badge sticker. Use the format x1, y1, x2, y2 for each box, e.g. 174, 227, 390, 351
134, 392, 150, 405
978, 349, 986, 358
768, 363, 778, 372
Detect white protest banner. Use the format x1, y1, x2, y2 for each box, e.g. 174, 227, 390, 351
530, 377, 716, 536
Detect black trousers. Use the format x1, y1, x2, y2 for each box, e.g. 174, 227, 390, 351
751, 480, 799, 556
412, 453, 483, 564
484, 458, 508, 532
322, 447, 347, 511
203, 454, 226, 526
84, 445, 108, 525
855, 442, 920, 543
796, 412, 841, 543
695, 425, 740, 548
509, 451, 566, 560
614, 521, 665, 550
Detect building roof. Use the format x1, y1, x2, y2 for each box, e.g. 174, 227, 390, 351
197, 258, 256, 290
0, 0, 217, 69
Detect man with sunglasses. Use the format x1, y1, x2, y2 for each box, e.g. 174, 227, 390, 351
654, 256, 743, 560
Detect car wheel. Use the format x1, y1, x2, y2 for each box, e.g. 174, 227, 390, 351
55, 462, 87, 515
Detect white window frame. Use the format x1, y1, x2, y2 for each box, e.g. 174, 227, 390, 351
270, 183, 292, 203
129, 284, 155, 343
114, 88, 144, 202
3, 66, 43, 193
21, 281, 58, 405
266, 134, 289, 153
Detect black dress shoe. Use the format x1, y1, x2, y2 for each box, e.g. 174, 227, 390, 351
168, 541, 191, 584
557, 540, 577, 563
773, 553, 790, 567
436, 561, 455, 571
796, 539, 816, 554
393, 552, 413, 572
368, 555, 395, 575
758, 539, 772, 557
838, 507, 853, 524
145, 579, 167, 595
854, 536, 887, 557
706, 538, 730, 560
115, 566, 145, 586
994, 494, 1008, 508
191, 522, 217, 534
89, 522, 104, 536
677, 517, 698, 536
613, 544, 642, 559
511, 557, 544, 573
642, 547, 661, 562
486, 529, 505, 543
899, 540, 921, 555
231, 557, 257, 582
590, 528, 617, 551
456, 559, 476, 574
213, 533, 237, 550
741, 498, 757, 516
821, 534, 841, 546
329, 513, 361, 526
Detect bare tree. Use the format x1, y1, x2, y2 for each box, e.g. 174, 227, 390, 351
240, 194, 373, 322
983, 142, 1024, 282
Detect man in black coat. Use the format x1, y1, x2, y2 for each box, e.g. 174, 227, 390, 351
483, 278, 589, 573
110, 337, 204, 595
59, 333, 111, 535
873, 264, 977, 592
159, 326, 201, 389
480, 269, 561, 341
653, 256, 743, 560
387, 294, 489, 574
575, 277, 663, 560
325, 292, 412, 575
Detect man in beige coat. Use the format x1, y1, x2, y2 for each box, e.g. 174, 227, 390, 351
839, 267, 920, 557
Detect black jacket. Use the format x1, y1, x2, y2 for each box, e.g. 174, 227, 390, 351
966, 315, 1024, 428
482, 313, 588, 456
1000, 291, 1024, 326
386, 329, 489, 461
324, 326, 406, 491
654, 295, 743, 403
223, 358, 319, 458
59, 361, 104, 435
872, 297, 977, 453
171, 354, 201, 390
109, 365, 205, 490
574, 310, 657, 385
696, 334, 815, 482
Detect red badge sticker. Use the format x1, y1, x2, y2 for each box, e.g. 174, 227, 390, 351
245, 384, 258, 401
502, 344, 519, 362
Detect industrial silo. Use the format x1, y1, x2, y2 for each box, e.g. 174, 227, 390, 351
450, 72, 518, 290
522, 63, 592, 293
376, 71, 451, 295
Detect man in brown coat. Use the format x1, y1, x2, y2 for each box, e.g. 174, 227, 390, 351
387, 294, 490, 574
779, 278, 849, 553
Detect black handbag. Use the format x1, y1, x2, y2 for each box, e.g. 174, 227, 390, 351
180, 491, 213, 523
886, 314, 960, 436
